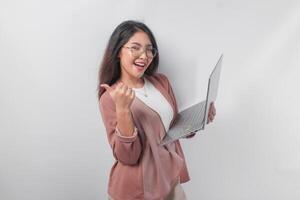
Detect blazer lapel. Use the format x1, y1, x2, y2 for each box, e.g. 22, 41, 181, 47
145, 74, 176, 118
145, 74, 177, 132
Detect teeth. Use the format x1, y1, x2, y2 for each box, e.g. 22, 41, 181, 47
135, 63, 145, 67
136, 64, 144, 67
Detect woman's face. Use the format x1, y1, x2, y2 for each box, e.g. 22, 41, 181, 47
118, 31, 154, 80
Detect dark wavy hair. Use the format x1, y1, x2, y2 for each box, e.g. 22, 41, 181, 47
97, 20, 160, 100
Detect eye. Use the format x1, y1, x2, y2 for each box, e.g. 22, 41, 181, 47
146, 48, 153, 52
131, 46, 140, 51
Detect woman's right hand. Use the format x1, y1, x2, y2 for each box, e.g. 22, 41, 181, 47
100, 82, 136, 110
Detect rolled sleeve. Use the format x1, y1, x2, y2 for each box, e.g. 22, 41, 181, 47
115, 126, 138, 142
113, 125, 142, 165
99, 92, 143, 165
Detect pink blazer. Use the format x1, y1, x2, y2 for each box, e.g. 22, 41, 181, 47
99, 73, 192, 200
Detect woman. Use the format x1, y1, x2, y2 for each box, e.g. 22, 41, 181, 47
97, 20, 216, 200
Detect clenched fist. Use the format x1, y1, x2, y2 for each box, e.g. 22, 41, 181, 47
100, 82, 136, 110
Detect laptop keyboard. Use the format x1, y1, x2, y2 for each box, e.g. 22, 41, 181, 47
173, 101, 205, 130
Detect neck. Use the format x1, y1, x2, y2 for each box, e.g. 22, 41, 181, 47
119, 74, 145, 88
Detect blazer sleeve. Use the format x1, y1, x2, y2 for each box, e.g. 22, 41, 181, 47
99, 92, 142, 165
159, 73, 196, 139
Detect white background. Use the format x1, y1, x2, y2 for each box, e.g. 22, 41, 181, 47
1, 0, 300, 199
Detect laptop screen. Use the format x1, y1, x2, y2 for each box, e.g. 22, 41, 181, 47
203, 54, 223, 129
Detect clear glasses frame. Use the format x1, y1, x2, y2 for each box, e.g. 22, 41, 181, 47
123, 46, 158, 58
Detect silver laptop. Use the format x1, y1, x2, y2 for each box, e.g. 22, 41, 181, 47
160, 54, 223, 146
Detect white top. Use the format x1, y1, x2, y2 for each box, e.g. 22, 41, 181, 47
132, 77, 174, 132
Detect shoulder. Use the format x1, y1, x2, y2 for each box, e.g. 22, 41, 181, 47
147, 72, 170, 87
151, 72, 168, 80
99, 89, 115, 111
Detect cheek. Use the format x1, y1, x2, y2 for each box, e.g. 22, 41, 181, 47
120, 56, 134, 68
124, 59, 135, 69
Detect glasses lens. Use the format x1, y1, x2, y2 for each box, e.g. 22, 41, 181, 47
128, 46, 157, 58
149, 48, 157, 58
132, 49, 140, 57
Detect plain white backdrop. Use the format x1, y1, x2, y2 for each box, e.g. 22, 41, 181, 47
1, 0, 300, 199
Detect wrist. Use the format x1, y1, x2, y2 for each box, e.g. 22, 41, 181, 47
116, 106, 130, 114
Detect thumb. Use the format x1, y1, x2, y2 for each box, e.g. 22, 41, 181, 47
100, 84, 112, 92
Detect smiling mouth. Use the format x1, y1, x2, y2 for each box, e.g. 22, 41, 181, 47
133, 61, 147, 71
134, 62, 146, 67
134, 64, 145, 71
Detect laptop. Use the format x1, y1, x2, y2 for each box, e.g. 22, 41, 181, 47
160, 54, 223, 146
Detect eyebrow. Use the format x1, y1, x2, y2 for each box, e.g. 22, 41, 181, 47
130, 42, 153, 47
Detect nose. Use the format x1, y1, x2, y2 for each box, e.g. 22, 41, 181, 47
139, 50, 147, 59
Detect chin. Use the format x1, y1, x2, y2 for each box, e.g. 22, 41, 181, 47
137, 70, 147, 76
137, 73, 144, 78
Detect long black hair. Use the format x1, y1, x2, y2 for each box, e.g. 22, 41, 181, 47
97, 20, 159, 100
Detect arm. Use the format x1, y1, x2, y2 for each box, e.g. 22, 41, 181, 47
99, 93, 142, 165
159, 73, 196, 139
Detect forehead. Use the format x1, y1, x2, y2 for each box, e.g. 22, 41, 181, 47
126, 31, 152, 46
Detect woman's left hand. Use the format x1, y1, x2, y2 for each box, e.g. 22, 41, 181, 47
207, 102, 216, 124
185, 102, 217, 139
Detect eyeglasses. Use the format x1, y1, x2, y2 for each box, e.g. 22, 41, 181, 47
123, 45, 158, 59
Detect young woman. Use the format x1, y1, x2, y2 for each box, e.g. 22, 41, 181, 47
97, 20, 216, 200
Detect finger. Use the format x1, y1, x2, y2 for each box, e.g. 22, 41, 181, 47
209, 102, 213, 113
122, 85, 129, 94
209, 103, 215, 117
209, 115, 213, 122
118, 83, 126, 93
207, 116, 210, 124
185, 132, 196, 138
207, 115, 212, 124
212, 104, 216, 116
115, 82, 124, 91
209, 107, 213, 117
130, 90, 135, 99
125, 87, 132, 96
212, 108, 216, 116
211, 114, 215, 122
